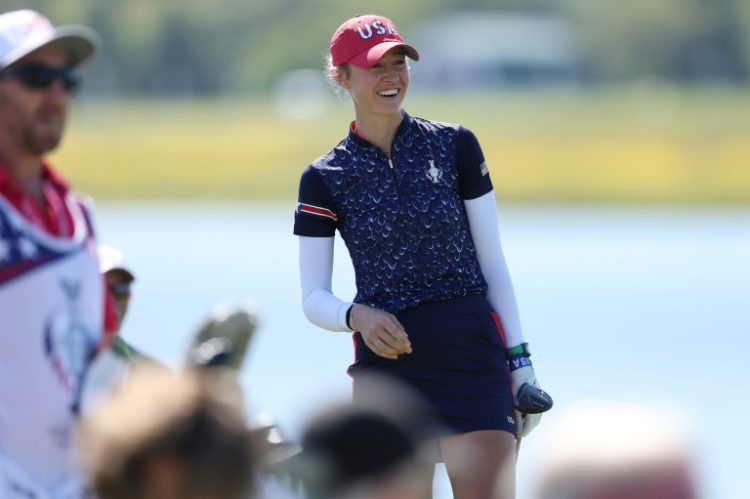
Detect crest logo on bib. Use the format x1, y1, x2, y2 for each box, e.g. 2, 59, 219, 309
44, 279, 97, 412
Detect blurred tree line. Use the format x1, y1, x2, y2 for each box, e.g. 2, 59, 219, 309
2, 0, 748, 95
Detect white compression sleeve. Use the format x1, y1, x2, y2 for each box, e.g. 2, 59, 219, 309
465, 192, 526, 347
298, 236, 353, 332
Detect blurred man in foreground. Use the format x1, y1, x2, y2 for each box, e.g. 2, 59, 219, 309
287, 405, 434, 499
0, 8, 104, 498
79, 364, 257, 499
81, 301, 301, 499
281, 375, 442, 499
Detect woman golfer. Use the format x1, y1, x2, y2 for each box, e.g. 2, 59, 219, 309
294, 13, 545, 498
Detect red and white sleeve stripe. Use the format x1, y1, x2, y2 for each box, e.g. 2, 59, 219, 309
297, 203, 338, 222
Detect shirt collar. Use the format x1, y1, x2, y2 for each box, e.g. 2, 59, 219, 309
346, 111, 413, 151
0, 160, 70, 194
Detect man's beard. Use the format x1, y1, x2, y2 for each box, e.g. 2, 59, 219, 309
26, 121, 65, 155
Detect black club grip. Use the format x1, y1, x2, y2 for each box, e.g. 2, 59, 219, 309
515, 383, 554, 414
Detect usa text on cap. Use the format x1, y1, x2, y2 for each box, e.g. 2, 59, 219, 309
330, 14, 419, 68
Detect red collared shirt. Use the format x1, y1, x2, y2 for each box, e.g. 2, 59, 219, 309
0, 160, 74, 237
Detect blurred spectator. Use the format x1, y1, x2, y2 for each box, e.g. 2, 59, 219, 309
0, 8, 102, 498
82, 244, 144, 410
281, 374, 442, 499
532, 401, 700, 499
286, 404, 434, 499
98, 244, 140, 356
82, 301, 297, 499
78, 364, 257, 499
184, 300, 300, 499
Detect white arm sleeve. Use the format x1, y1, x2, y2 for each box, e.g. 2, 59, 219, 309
298, 236, 353, 332
465, 191, 526, 347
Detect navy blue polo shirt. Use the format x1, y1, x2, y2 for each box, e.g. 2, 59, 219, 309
294, 112, 493, 313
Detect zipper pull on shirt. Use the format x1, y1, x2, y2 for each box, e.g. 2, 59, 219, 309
388, 157, 394, 169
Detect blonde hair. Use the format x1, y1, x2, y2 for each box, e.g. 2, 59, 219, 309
324, 53, 350, 100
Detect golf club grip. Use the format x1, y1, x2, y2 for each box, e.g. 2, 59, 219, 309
515, 383, 554, 414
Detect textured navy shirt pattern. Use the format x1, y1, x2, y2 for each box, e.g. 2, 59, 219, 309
295, 113, 493, 313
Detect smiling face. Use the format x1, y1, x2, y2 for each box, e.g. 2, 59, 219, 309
0, 45, 72, 159
335, 47, 410, 121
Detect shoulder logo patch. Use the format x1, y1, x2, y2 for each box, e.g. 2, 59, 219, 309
479, 161, 489, 176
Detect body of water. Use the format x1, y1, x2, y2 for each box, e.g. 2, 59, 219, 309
96, 202, 749, 499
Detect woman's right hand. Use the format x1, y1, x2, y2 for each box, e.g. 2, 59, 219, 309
350, 304, 412, 359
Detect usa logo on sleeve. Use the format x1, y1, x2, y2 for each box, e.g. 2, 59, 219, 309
479, 161, 489, 176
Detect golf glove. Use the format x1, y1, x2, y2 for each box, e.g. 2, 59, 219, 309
510, 365, 543, 438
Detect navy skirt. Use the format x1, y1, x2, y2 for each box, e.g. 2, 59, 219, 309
348, 295, 516, 436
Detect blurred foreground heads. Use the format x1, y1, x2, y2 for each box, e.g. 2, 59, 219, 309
283, 375, 440, 499
79, 364, 256, 499
534, 401, 700, 499
288, 406, 434, 499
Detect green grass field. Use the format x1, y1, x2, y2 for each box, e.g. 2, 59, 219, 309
52, 87, 750, 204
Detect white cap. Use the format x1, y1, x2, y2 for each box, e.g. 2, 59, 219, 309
0, 9, 100, 69
97, 244, 135, 281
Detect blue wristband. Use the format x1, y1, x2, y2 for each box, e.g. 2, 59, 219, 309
508, 354, 532, 372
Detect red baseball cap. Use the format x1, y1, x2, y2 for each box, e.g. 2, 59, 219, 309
330, 14, 419, 68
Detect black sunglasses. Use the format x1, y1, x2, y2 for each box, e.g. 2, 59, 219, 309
109, 281, 132, 298
0, 63, 81, 93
